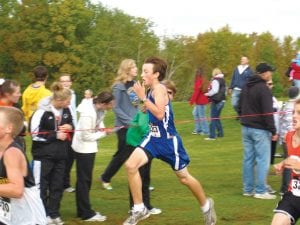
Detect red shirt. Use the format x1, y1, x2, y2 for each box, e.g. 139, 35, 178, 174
285, 131, 300, 193
189, 77, 209, 105
291, 62, 300, 80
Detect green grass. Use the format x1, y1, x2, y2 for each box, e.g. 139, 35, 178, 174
28, 101, 285, 225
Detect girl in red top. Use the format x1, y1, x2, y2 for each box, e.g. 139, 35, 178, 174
272, 99, 300, 225
189, 68, 209, 135
0, 79, 21, 107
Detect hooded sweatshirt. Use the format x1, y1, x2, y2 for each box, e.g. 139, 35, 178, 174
238, 75, 276, 135
30, 97, 73, 160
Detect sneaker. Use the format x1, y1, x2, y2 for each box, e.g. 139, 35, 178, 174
253, 192, 276, 200
192, 131, 200, 135
149, 208, 162, 215
243, 192, 254, 197
84, 212, 107, 222
267, 185, 276, 194
51, 217, 64, 225
149, 186, 155, 191
64, 186, 75, 193
204, 137, 216, 141
46, 216, 53, 225
99, 177, 113, 190
203, 198, 217, 225
123, 207, 150, 225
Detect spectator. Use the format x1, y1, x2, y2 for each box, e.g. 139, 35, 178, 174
22, 65, 52, 123
30, 82, 74, 224
76, 89, 93, 113
289, 51, 300, 88
189, 68, 209, 136
58, 73, 77, 193
72, 91, 114, 222
228, 56, 254, 114
238, 62, 277, 199
0, 80, 26, 151
266, 79, 279, 194
100, 59, 139, 190
204, 68, 226, 140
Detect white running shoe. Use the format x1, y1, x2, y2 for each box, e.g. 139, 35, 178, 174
64, 187, 75, 193
149, 208, 162, 215
203, 198, 217, 225
84, 212, 107, 222
254, 192, 276, 199
123, 207, 150, 225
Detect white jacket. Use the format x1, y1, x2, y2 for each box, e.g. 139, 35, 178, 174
72, 103, 106, 153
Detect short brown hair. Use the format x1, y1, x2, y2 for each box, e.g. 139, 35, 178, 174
0, 80, 20, 97
161, 80, 177, 95
144, 57, 167, 81
33, 66, 48, 81
93, 91, 114, 104
0, 107, 24, 137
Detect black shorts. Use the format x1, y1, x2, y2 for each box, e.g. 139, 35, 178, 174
274, 192, 300, 224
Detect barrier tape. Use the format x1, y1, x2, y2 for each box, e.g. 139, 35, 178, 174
24, 109, 292, 136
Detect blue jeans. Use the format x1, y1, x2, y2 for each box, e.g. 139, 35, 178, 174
242, 126, 271, 194
209, 101, 224, 138
231, 89, 241, 113
293, 79, 300, 89
192, 104, 209, 134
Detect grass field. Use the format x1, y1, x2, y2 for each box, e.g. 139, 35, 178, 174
34, 101, 286, 225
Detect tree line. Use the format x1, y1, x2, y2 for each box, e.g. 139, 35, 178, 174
1, 0, 299, 101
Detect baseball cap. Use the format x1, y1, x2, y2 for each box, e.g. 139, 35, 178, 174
256, 63, 275, 74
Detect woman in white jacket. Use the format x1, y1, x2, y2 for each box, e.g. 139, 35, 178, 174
72, 91, 114, 222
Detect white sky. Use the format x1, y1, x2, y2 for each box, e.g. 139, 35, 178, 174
92, 0, 300, 39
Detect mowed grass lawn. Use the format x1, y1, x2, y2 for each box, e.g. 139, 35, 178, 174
27, 100, 285, 225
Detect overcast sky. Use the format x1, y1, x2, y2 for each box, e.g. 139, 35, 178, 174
91, 0, 300, 39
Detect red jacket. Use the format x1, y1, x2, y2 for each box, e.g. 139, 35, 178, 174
189, 77, 209, 105
291, 62, 300, 80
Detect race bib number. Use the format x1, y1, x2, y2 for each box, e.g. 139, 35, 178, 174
0, 197, 11, 221
291, 178, 300, 197
150, 125, 161, 138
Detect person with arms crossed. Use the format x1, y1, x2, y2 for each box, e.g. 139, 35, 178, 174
228, 56, 254, 115
123, 56, 217, 225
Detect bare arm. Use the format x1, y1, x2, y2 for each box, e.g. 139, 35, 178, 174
133, 81, 168, 120
0, 147, 26, 198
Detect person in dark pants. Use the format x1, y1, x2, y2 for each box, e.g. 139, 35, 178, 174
100, 59, 139, 190
72, 91, 114, 222
58, 74, 77, 193
30, 82, 74, 224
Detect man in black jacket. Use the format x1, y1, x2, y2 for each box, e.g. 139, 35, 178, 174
238, 62, 277, 200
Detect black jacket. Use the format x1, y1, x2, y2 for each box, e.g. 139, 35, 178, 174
238, 75, 276, 135
30, 98, 74, 160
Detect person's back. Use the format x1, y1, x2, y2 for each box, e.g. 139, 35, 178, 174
239, 74, 275, 133
22, 65, 51, 123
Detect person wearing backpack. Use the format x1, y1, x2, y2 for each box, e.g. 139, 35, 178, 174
204, 68, 226, 140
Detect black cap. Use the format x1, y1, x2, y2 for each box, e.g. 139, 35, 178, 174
256, 63, 275, 74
